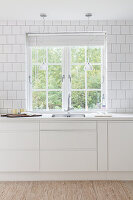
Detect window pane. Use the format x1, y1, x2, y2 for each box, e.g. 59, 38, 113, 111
48, 65, 62, 89
48, 91, 62, 109
87, 91, 101, 109
32, 65, 46, 89
32, 48, 36, 63
48, 48, 62, 63
71, 91, 85, 109
32, 91, 46, 109
38, 49, 46, 63
87, 47, 101, 63
71, 65, 85, 89
71, 47, 85, 63
87, 65, 101, 89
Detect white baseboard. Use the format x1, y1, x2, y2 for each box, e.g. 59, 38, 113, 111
0, 172, 133, 181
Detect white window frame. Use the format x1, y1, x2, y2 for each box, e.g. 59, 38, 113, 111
26, 34, 107, 113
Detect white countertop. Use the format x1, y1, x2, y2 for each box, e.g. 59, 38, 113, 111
1, 113, 133, 121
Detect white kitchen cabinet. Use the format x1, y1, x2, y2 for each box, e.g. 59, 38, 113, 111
0, 151, 39, 172
0, 120, 39, 172
108, 121, 133, 171
40, 121, 97, 172
40, 150, 97, 171
40, 130, 96, 149
97, 121, 108, 171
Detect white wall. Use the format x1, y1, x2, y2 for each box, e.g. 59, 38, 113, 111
0, 20, 133, 113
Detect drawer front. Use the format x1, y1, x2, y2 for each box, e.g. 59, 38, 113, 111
40, 131, 96, 149
40, 122, 96, 131
0, 132, 39, 150
0, 151, 39, 171
40, 151, 97, 171
0, 121, 39, 131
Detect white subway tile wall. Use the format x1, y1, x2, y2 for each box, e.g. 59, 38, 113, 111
0, 20, 133, 113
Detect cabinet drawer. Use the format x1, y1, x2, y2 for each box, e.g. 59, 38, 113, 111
0, 121, 39, 131
40, 131, 96, 149
0, 132, 39, 150
40, 122, 96, 131
40, 150, 97, 171
0, 151, 39, 171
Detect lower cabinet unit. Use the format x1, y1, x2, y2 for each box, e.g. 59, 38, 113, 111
0, 120, 39, 172
108, 121, 133, 171
39, 121, 97, 172
40, 150, 97, 171
0, 151, 39, 172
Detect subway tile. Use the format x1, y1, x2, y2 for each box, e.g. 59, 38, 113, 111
112, 44, 120, 53
4, 63, 13, 71
126, 54, 133, 62
13, 82, 21, 90
121, 63, 130, 71
112, 81, 121, 89
8, 20, 16, 25
17, 91, 25, 99
13, 100, 22, 108
0, 54, 7, 62
4, 100, 12, 108
26, 20, 35, 25
121, 26, 130, 34
117, 90, 125, 99
117, 35, 125, 43
0, 91, 7, 99
111, 63, 120, 71
102, 26, 111, 34
112, 99, 121, 108
0, 82, 3, 90
126, 35, 133, 43
17, 20, 25, 26
117, 72, 125, 80
121, 81, 130, 89
108, 72, 116, 80
3, 26, 12, 34
117, 54, 126, 62
112, 26, 120, 34
126, 72, 133, 80
17, 72, 25, 81
4, 82, 12, 90
0, 20, 7, 25
8, 91, 16, 99
120, 99, 130, 108
7, 72, 16, 81
61, 20, 71, 25
0, 72, 7, 81
71, 20, 80, 25
0, 36, 7, 44
126, 90, 133, 99
121, 44, 130, 53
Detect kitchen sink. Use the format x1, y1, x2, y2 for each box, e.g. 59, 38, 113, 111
52, 114, 85, 118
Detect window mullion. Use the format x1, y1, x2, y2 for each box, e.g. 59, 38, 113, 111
46, 48, 48, 110
85, 47, 87, 110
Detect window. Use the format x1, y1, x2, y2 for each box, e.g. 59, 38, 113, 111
70, 47, 102, 110
27, 33, 107, 112
31, 47, 63, 110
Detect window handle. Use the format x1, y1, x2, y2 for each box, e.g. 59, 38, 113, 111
29, 76, 32, 84
68, 75, 71, 82
62, 75, 65, 82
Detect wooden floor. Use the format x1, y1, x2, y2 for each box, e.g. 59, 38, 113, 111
0, 181, 133, 200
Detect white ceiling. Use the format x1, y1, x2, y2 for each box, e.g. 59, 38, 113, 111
0, 0, 133, 20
